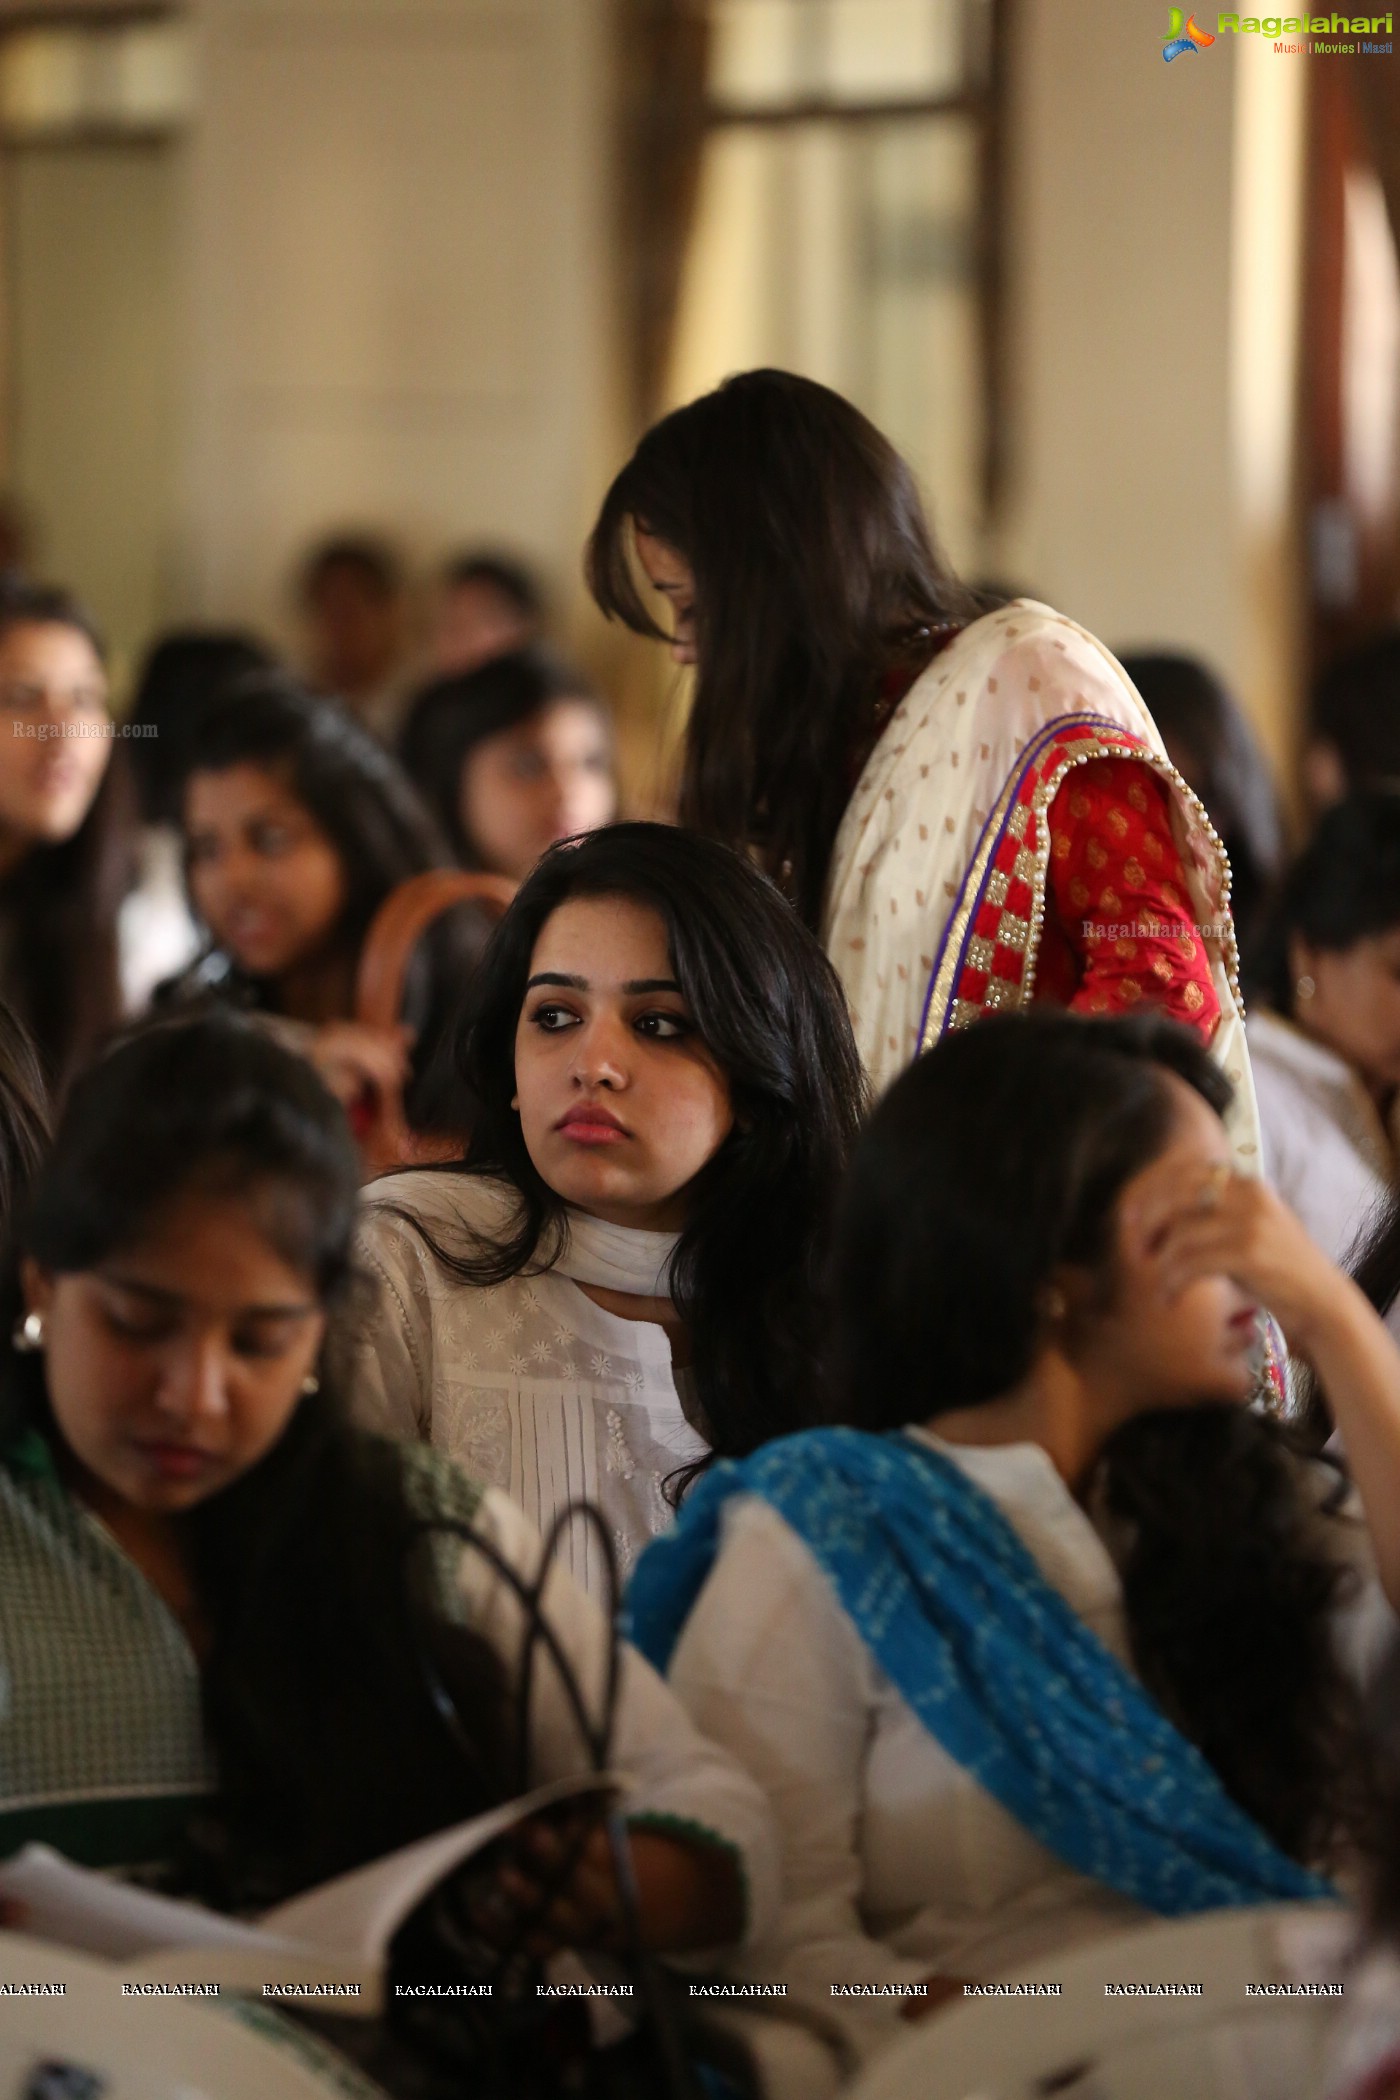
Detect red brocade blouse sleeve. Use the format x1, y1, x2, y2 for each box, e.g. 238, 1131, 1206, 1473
1034, 758, 1221, 1042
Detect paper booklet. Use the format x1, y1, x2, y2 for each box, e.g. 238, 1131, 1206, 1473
0, 1771, 620, 2017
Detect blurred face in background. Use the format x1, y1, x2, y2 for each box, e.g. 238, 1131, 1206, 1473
0, 620, 111, 859
1292, 928, 1400, 1098
303, 560, 405, 702
185, 763, 348, 982
432, 578, 537, 678
460, 699, 617, 881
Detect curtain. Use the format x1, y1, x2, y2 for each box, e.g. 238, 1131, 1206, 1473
613, 0, 712, 432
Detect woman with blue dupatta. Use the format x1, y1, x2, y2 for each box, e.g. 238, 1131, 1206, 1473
628, 1012, 1400, 2085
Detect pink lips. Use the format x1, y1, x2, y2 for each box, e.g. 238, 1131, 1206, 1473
556, 1105, 628, 1146
134, 1442, 217, 1482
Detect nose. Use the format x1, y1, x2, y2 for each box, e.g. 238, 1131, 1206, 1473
153, 1332, 231, 1428
569, 1011, 630, 1091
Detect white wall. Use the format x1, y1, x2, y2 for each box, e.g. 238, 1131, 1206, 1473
178, 0, 611, 646
994, 0, 1306, 774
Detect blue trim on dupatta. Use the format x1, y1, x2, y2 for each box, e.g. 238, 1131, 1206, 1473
626, 1427, 1336, 1917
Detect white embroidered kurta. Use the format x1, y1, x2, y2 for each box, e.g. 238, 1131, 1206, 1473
665, 1430, 1388, 2079
822, 599, 1264, 1169
343, 1171, 705, 1599
1249, 1008, 1396, 1270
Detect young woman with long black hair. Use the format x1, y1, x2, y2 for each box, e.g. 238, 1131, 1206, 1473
166, 673, 474, 1143
343, 821, 867, 1595
629, 1012, 1400, 2081
0, 583, 135, 1096
0, 1012, 775, 1997
587, 369, 1263, 1170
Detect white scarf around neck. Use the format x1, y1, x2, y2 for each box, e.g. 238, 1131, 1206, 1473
555, 1208, 679, 1301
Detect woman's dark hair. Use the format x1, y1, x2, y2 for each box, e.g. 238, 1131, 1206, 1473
587, 368, 976, 930
0, 582, 134, 1097
410, 821, 867, 1483
1118, 651, 1285, 973
1310, 627, 1400, 790
182, 673, 448, 966
127, 629, 278, 825
397, 645, 611, 868
0, 1014, 509, 1903
1255, 788, 1400, 1019
297, 533, 403, 607
0, 1000, 48, 1248
834, 1009, 1365, 1866
442, 549, 545, 625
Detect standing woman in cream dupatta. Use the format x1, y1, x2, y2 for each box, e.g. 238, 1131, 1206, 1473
587, 369, 1262, 1166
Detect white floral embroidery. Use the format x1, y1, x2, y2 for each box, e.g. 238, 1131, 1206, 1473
484, 1330, 505, 1352
605, 1408, 636, 1480
590, 1352, 613, 1379
623, 1369, 646, 1393
530, 1339, 553, 1363
508, 1353, 529, 1376
505, 1309, 525, 1334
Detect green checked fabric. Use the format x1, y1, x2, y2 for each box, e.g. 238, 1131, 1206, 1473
0, 1430, 214, 1869
0, 1431, 488, 1873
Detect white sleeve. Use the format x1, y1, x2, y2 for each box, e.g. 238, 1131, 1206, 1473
667, 1497, 927, 1998
337, 1211, 435, 1442
457, 1489, 780, 1951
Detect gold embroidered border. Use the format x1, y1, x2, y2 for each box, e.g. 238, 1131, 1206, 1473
920, 734, 1241, 1052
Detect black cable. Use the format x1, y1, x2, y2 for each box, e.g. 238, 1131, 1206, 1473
398, 1499, 709, 2100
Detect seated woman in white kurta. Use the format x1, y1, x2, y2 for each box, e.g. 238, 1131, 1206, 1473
629, 1012, 1400, 2084
342, 822, 866, 1596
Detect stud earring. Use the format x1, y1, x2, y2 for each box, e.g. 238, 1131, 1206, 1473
300, 1373, 320, 1396
1295, 975, 1316, 1001
11, 1310, 45, 1353
1039, 1286, 1067, 1323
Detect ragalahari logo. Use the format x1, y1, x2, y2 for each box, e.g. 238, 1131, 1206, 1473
1163, 8, 1218, 54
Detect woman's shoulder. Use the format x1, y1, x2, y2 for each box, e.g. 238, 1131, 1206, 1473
908, 600, 1154, 731
360, 1168, 525, 1247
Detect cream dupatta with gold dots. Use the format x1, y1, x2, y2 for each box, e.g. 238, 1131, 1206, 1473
821, 600, 1263, 1170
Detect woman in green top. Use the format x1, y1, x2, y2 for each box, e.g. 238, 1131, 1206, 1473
0, 1014, 775, 1968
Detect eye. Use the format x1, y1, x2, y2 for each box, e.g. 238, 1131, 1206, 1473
509, 752, 548, 783
250, 823, 294, 854
231, 1323, 302, 1361
527, 1001, 581, 1033
634, 1010, 692, 1040
103, 1305, 174, 1345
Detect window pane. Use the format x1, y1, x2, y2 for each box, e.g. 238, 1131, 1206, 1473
0, 21, 192, 140
825, 0, 966, 101
711, 0, 807, 109
670, 113, 984, 567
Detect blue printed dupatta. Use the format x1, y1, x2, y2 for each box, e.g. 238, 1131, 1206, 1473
626, 1427, 1336, 1917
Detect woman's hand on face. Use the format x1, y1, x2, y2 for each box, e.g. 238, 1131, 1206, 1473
1121, 1160, 1350, 1359
304, 1022, 413, 1110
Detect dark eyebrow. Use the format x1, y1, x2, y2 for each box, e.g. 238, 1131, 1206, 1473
99, 1272, 318, 1320
524, 973, 683, 997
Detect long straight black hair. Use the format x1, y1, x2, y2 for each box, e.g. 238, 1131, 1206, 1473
411, 822, 868, 1479
0, 1015, 510, 1904
0, 585, 135, 1097
587, 368, 977, 930
834, 1010, 1367, 1868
